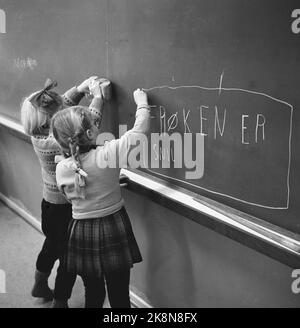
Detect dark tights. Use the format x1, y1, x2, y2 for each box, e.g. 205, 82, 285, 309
36, 200, 76, 300
82, 269, 131, 308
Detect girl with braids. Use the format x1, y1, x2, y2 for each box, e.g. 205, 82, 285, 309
20, 76, 108, 307
52, 89, 150, 308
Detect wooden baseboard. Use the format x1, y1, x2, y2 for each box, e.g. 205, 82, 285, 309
0, 191, 152, 308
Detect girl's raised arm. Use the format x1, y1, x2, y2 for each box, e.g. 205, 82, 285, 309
61, 76, 98, 107
96, 89, 151, 169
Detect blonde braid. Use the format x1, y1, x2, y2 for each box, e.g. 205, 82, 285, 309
52, 106, 92, 199
68, 134, 87, 199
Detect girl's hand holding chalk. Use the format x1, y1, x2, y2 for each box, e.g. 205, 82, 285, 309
77, 76, 98, 94
133, 88, 148, 107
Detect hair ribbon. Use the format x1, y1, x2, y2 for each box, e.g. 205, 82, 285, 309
29, 78, 59, 109
70, 162, 88, 191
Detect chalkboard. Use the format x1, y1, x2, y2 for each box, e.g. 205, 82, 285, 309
0, 0, 300, 234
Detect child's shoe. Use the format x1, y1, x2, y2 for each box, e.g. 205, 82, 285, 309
31, 270, 53, 300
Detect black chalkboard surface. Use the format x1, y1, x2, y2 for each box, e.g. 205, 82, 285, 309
0, 0, 299, 233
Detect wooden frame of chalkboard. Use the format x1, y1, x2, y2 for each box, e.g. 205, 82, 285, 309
1, 113, 300, 268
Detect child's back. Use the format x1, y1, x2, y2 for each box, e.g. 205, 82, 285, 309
57, 148, 123, 218
55, 89, 150, 219
32, 134, 68, 203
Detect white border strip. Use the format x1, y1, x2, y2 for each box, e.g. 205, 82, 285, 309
122, 169, 300, 254
0, 191, 152, 308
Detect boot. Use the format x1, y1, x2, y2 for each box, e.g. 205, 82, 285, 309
31, 270, 53, 300
51, 299, 69, 308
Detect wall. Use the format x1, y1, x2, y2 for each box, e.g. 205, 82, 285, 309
1, 127, 299, 307
125, 190, 300, 307
0, 128, 42, 218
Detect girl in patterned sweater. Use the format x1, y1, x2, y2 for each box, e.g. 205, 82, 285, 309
20, 76, 106, 307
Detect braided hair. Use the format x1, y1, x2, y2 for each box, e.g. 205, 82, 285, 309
52, 106, 93, 199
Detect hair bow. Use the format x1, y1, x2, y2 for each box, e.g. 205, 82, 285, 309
29, 78, 59, 109
70, 162, 88, 184
70, 162, 88, 199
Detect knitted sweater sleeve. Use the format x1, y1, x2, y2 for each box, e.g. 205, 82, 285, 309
61, 87, 85, 107
62, 87, 104, 124
89, 96, 104, 124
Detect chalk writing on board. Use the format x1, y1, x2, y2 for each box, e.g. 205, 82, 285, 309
218, 71, 225, 96
156, 105, 265, 143
13, 58, 38, 71
214, 106, 226, 139
144, 84, 293, 210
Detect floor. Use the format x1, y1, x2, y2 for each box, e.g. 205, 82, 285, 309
0, 202, 110, 308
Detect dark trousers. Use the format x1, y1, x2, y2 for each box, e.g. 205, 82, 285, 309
36, 199, 76, 300
82, 269, 131, 308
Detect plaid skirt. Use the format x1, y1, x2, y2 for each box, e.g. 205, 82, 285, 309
64, 207, 142, 277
